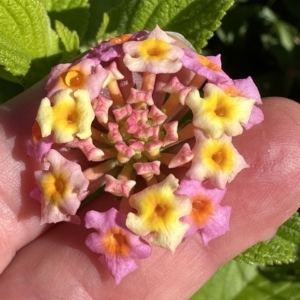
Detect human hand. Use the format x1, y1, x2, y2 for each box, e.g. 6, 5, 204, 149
0, 80, 300, 299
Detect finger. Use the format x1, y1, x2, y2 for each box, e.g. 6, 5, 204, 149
0, 97, 299, 299
0, 80, 52, 273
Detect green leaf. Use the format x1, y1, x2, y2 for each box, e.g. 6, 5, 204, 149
95, 13, 110, 42
259, 262, 300, 282
0, 66, 22, 84
191, 260, 300, 300
37, 0, 90, 39
55, 20, 80, 53
235, 214, 300, 265
0, 0, 61, 86
105, 0, 234, 51
274, 21, 296, 52
83, 0, 121, 45
190, 260, 258, 300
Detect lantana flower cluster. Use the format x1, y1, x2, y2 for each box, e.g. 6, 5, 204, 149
28, 26, 263, 284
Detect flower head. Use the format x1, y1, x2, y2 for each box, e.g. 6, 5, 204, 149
85, 208, 151, 284
29, 25, 264, 283
30, 149, 89, 224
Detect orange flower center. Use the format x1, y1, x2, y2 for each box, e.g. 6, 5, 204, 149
191, 195, 215, 225
224, 86, 241, 96
110, 33, 132, 44
64, 70, 85, 89
198, 55, 220, 71
214, 104, 228, 117
212, 151, 224, 165
102, 227, 131, 257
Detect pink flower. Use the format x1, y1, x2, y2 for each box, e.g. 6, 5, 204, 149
216, 77, 264, 129
30, 149, 89, 224
83, 31, 149, 63
85, 208, 151, 284
27, 121, 53, 161
176, 178, 231, 245
217, 76, 262, 104
182, 49, 231, 84
46, 59, 108, 100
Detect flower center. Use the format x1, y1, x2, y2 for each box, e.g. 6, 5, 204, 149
64, 70, 85, 88
198, 55, 220, 71
191, 195, 215, 225
202, 140, 235, 172
139, 39, 170, 60
224, 86, 241, 96
212, 96, 233, 118
109, 33, 132, 44
67, 110, 78, 124
53, 101, 78, 130
54, 177, 65, 194
214, 104, 227, 117
41, 172, 67, 204
102, 228, 131, 257
212, 151, 224, 165
154, 204, 167, 217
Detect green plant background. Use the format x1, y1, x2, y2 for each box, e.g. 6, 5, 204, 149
0, 0, 300, 298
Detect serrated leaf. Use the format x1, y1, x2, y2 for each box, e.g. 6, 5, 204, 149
55, 20, 80, 53
37, 0, 90, 39
0, 0, 60, 81
105, 0, 234, 51
235, 214, 300, 265
191, 260, 300, 300
259, 262, 300, 282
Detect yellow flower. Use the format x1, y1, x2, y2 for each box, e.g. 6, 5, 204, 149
186, 84, 255, 138
187, 130, 248, 189
36, 89, 94, 143
123, 25, 184, 73
126, 174, 191, 252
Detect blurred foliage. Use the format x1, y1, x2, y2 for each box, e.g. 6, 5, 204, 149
204, 0, 300, 102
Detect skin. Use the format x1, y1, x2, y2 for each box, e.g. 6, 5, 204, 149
0, 79, 300, 300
